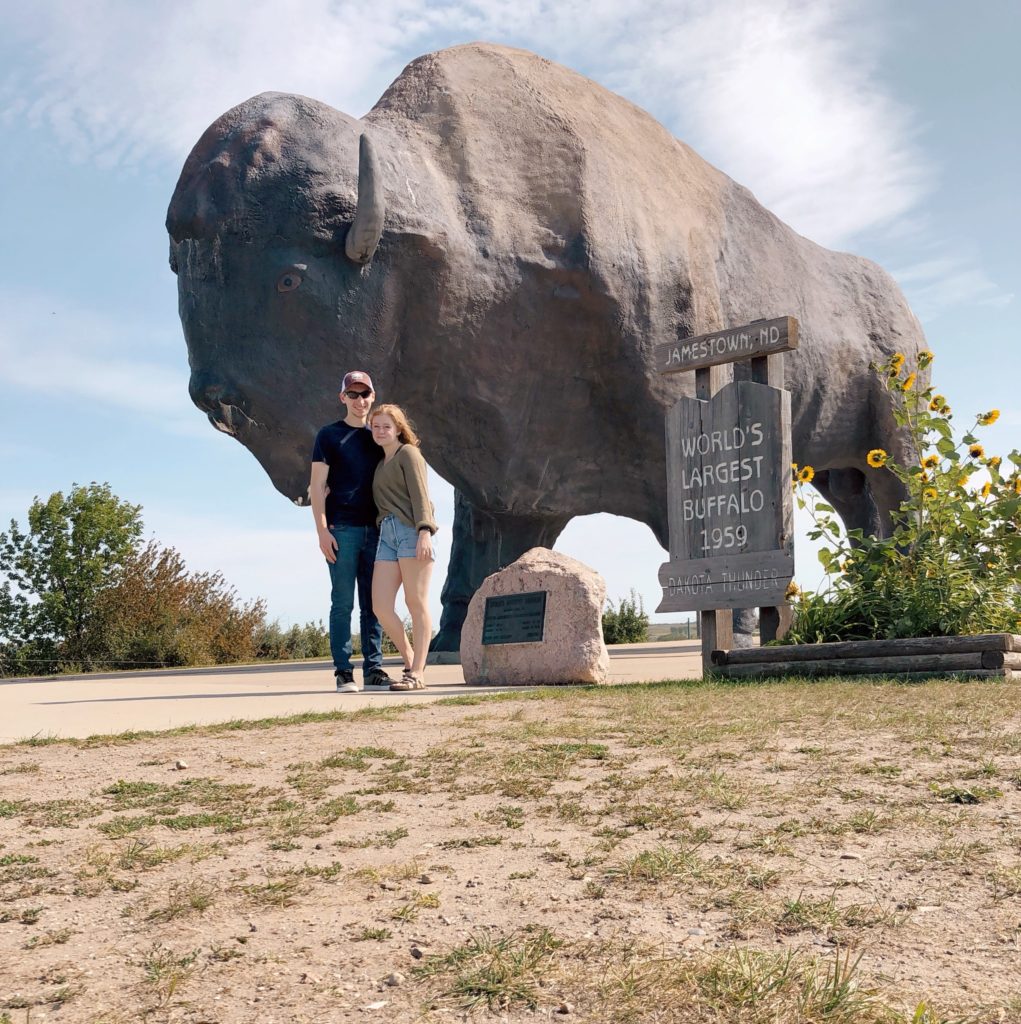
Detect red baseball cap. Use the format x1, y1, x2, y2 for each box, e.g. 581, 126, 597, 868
341, 371, 374, 392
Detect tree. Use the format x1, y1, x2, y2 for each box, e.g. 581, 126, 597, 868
602, 590, 649, 645
95, 541, 267, 669
0, 483, 142, 671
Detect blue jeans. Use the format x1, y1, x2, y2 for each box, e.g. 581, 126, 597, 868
327, 524, 383, 674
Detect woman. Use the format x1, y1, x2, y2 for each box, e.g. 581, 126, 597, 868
369, 404, 438, 691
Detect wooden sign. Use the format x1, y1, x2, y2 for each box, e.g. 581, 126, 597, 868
656, 380, 793, 613
482, 592, 548, 645
656, 316, 798, 375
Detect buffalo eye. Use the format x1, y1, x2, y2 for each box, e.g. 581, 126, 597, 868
276, 265, 306, 293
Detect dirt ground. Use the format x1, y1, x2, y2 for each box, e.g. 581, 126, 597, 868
1, 678, 1019, 1023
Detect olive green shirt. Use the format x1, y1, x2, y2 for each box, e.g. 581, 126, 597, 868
372, 444, 438, 534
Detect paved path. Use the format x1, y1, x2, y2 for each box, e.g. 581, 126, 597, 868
0, 641, 703, 743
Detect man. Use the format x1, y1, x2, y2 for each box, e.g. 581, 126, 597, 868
310, 371, 392, 692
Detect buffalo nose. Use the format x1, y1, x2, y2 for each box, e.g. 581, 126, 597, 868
188, 371, 245, 414
188, 372, 254, 436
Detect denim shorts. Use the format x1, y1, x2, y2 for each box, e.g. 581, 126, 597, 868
376, 514, 422, 561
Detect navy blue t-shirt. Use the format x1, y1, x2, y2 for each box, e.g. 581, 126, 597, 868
311, 420, 384, 527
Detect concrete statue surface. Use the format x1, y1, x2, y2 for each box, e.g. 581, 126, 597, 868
167, 42, 926, 650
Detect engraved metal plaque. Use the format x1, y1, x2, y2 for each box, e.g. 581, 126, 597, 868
481, 592, 548, 645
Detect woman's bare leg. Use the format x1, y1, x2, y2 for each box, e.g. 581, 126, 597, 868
372, 561, 413, 669
398, 556, 433, 677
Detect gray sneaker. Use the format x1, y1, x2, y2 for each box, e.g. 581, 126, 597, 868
335, 670, 359, 693
363, 668, 393, 690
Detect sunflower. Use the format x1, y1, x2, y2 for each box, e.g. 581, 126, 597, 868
957, 476, 970, 488
1013, 477, 1021, 495
889, 353, 906, 374
978, 409, 1000, 426
918, 350, 934, 367
867, 449, 888, 469
901, 372, 917, 391
798, 465, 815, 484
929, 394, 946, 411
785, 581, 801, 599
923, 487, 938, 500
940, 404, 952, 416
988, 456, 1002, 471
969, 444, 985, 460
980, 481, 992, 499
921, 454, 939, 469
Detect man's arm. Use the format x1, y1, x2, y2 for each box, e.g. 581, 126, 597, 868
310, 461, 337, 563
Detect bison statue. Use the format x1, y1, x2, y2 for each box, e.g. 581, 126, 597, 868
167, 42, 925, 650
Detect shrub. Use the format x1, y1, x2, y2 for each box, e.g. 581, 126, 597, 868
786, 351, 1020, 643
602, 590, 649, 645
257, 620, 331, 661
96, 541, 266, 668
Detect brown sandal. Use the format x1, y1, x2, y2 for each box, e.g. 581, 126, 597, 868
389, 669, 426, 691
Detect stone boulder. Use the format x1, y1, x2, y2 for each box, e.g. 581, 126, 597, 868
461, 548, 610, 686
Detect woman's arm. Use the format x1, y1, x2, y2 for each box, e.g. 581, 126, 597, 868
399, 446, 438, 535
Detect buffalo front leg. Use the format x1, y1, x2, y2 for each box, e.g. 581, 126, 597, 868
430, 490, 571, 654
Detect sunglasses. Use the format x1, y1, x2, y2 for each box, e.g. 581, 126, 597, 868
344, 390, 373, 400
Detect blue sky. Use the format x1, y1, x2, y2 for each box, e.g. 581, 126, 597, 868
1, 0, 1017, 630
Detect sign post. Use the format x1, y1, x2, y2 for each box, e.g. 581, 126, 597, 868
655, 317, 798, 672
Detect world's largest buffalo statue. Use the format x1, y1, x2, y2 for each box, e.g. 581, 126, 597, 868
167, 43, 925, 650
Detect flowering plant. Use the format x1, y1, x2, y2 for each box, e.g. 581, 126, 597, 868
785, 352, 1021, 642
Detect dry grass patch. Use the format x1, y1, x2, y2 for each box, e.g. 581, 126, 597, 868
2, 675, 1020, 1021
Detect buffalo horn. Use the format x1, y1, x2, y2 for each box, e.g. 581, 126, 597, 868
345, 134, 385, 263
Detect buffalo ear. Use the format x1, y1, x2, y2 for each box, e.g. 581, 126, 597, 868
344, 134, 385, 264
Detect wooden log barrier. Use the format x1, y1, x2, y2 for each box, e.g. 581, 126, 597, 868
710, 634, 1021, 680
720, 664, 1011, 681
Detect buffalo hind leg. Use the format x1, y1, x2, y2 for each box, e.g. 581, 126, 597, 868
811, 468, 882, 539
430, 490, 571, 654
732, 468, 881, 648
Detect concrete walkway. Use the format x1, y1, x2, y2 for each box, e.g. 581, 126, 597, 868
0, 641, 703, 743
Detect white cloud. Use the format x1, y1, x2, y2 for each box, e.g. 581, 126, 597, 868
5, 0, 928, 248
601, 0, 928, 247
6, 1, 1002, 321
0, 289, 205, 438
891, 253, 1013, 320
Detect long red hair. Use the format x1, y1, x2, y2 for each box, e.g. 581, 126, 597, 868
370, 404, 421, 447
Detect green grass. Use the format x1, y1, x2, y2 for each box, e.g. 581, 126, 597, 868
138, 944, 199, 1007
415, 926, 565, 1011
145, 879, 217, 922
13, 704, 409, 748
